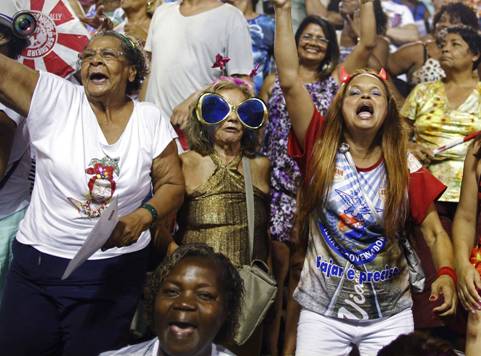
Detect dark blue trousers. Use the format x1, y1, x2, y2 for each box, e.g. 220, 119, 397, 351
0, 240, 148, 356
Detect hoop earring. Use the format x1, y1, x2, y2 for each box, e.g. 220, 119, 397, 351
321, 63, 329, 72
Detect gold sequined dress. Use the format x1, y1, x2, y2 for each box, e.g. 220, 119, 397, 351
177, 153, 268, 266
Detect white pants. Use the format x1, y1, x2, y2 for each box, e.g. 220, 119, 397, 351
296, 308, 414, 356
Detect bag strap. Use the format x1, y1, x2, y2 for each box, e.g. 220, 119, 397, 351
340, 143, 382, 225
242, 157, 255, 262
341, 143, 411, 247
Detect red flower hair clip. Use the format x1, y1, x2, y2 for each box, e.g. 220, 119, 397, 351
212, 53, 230, 72
249, 63, 261, 78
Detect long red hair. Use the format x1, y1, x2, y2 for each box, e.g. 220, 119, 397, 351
298, 69, 409, 245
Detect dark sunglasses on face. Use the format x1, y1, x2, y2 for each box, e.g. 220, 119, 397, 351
195, 93, 267, 130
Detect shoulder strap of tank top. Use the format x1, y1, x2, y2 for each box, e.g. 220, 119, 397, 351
422, 42, 428, 63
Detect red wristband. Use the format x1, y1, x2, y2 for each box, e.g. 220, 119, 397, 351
437, 266, 457, 285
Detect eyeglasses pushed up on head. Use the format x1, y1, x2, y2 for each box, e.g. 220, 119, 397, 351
195, 93, 267, 130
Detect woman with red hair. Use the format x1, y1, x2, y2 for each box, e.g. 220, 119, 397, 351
271, 0, 457, 353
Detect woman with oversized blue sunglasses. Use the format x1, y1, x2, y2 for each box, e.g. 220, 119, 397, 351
173, 78, 271, 355
196, 92, 268, 129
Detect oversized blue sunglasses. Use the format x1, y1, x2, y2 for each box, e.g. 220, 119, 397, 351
195, 93, 267, 129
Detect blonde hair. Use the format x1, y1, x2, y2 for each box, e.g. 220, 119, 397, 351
298, 69, 409, 248
186, 80, 260, 158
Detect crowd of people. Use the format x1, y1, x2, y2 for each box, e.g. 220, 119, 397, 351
0, 0, 480, 355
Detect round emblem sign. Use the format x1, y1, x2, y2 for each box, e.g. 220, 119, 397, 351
18, 0, 90, 78
23, 11, 57, 59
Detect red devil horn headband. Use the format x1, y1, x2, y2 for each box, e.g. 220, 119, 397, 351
340, 65, 388, 84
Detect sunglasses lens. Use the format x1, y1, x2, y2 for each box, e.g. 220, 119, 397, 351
237, 99, 265, 128
200, 95, 229, 124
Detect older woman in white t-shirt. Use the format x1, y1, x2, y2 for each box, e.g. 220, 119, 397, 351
0, 30, 185, 356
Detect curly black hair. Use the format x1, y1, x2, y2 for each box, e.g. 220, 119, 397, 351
432, 2, 479, 32
91, 30, 149, 95
145, 243, 244, 343
377, 331, 457, 356
444, 25, 481, 69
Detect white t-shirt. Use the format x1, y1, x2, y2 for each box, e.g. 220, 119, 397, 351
0, 0, 25, 16
0, 104, 30, 219
100, 338, 235, 356
16, 71, 177, 259
145, 2, 253, 121
381, 1, 415, 28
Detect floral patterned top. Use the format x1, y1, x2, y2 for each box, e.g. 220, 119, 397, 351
401, 80, 481, 202
261, 76, 338, 241
410, 58, 445, 86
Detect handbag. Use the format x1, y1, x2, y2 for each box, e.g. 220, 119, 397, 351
233, 157, 277, 346
340, 143, 426, 293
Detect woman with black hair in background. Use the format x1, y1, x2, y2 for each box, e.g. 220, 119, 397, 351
401, 25, 481, 350
388, 2, 479, 95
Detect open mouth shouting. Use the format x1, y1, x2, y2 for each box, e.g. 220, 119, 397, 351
168, 320, 197, 339
88, 71, 109, 85
356, 101, 374, 120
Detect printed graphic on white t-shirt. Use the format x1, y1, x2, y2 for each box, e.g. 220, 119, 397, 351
68, 156, 120, 218
294, 151, 411, 321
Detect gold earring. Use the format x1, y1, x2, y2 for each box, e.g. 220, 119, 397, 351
146, 0, 154, 14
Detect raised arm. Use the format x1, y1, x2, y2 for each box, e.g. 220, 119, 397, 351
0, 54, 38, 117
304, 0, 328, 18
340, 0, 377, 76
453, 142, 481, 312
272, 0, 315, 148
386, 24, 419, 47
388, 42, 422, 77
420, 204, 457, 316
